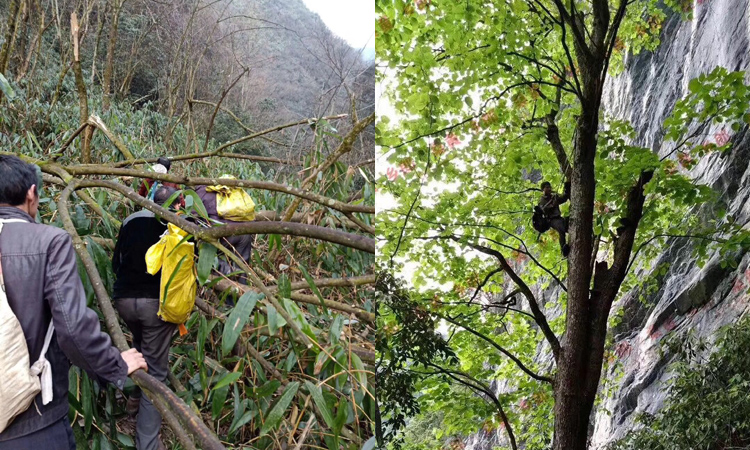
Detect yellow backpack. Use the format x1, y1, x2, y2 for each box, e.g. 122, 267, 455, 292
206, 175, 256, 221
145, 223, 196, 325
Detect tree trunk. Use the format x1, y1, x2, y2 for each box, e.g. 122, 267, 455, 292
13, 0, 29, 71
71, 12, 91, 163
102, 0, 124, 111
91, 0, 109, 84
552, 44, 607, 449
16, 0, 45, 81
0, 0, 23, 75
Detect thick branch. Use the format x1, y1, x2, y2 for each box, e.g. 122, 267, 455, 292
423, 363, 518, 450
212, 277, 375, 323
60, 165, 373, 214
453, 237, 561, 361
435, 311, 553, 384
202, 221, 374, 254
213, 114, 347, 155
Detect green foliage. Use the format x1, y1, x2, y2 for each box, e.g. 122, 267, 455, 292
376, 0, 750, 448
610, 318, 750, 450
0, 40, 375, 450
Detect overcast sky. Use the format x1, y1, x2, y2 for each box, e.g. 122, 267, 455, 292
301, 0, 374, 58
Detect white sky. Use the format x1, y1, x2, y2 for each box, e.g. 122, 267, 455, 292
301, 0, 375, 56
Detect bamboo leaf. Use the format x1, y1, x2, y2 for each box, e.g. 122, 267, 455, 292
0, 72, 15, 99
228, 408, 257, 435
282, 298, 316, 341
277, 273, 291, 299
212, 371, 242, 391
212, 384, 231, 420
197, 242, 217, 285
267, 304, 286, 335
304, 381, 335, 430
254, 380, 281, 399
362, 436, 378, 450
330, 315, 344, 345
351, 352, 368, 393
299, 264, 328, 314
221, 291, 261, 355
260, 382, 299, 435
82, 374, 93, 436
182, 189, 210, 222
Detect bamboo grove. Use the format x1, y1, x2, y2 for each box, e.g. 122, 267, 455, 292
0, 0, 376, 448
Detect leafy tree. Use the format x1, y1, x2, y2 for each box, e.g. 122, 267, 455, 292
376, 1, 750, 449
0, 0, 377, 445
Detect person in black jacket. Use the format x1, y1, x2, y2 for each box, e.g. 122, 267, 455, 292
0, 155, 147, 450
112, 185, 178, 450
538, 180, 571, 257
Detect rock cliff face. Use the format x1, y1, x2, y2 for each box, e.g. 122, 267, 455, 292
593, 0, 750, 446
466, 1, 750, 448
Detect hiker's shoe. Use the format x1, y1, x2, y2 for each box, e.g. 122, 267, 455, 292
562, 244, 570, 257
126, 396, 140, 416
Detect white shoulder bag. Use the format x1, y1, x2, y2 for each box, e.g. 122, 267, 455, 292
0, 218, 55, 433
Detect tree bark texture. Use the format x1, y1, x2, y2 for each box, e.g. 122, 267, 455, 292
0, 0, 23, 75
101, 0, 124, 110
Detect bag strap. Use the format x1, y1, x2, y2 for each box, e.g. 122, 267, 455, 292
147, 181, 161, 201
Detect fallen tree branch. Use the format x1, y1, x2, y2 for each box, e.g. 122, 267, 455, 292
212, 277, 375, 323
343, 212, 375, 235
202, 221, 374, 254
71, 178, 372, 252
61, 166, 374, 214
112, 151, 301, 167
269, 274, 376, 292
213, 114, 348, 155
40, 162, 122, 227
14, 153, 373, 215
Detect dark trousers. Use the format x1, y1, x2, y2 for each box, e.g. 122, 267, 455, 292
549, 216, 567, 251
115, 297, 176, 450
218, 234, 255, 283
0, 416, 75, 450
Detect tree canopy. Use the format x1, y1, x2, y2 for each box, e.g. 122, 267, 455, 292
0, 0, 376, 448
375, 0, 750, 448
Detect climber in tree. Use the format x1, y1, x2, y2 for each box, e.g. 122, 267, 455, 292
537, 180, 571, 257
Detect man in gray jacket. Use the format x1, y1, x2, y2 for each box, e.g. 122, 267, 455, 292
0, 155, 147, 450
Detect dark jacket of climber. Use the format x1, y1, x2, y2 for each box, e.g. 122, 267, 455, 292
538, 180, 571, 257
